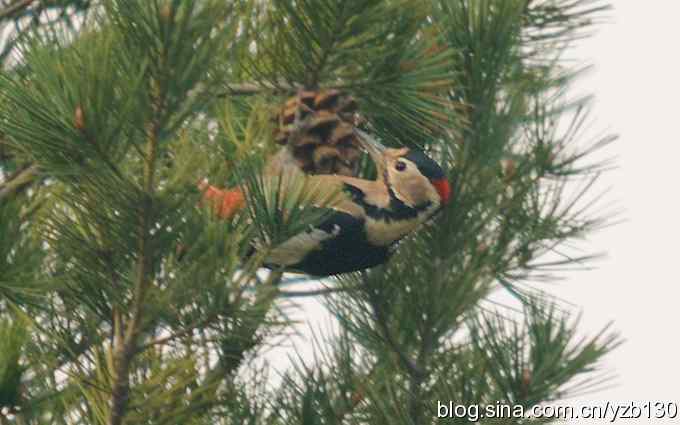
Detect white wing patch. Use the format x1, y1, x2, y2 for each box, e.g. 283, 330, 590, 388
265, 224, 341, 266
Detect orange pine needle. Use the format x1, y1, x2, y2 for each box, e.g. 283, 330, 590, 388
200, 184, 245, 219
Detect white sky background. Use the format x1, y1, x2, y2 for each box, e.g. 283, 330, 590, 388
552, 2, 680, 420
554, 0, 680, 408
265, 3, 680, 423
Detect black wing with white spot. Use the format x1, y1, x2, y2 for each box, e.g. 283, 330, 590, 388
266, 210, 391, 276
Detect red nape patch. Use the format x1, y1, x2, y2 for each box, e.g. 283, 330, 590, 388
432, 178, 451, 204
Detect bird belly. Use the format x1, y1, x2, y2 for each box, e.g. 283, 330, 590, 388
288, 239, 390, 276
263, 210, 391, 276
364, 216, 419, 246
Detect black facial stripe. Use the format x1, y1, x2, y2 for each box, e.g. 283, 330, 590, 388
343, 183, 432, 222
386, 187, 432, 219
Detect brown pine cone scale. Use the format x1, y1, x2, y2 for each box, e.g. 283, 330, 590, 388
272, 90, 363, 177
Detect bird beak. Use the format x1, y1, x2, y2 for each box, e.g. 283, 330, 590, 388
354, 129, 387, 174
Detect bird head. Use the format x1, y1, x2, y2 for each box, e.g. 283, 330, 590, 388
354, 129, 451, 208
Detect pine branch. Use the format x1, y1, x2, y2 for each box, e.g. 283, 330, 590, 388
368, 286, 421, 378
140, 315, 218, 352
0, 163, 37, 202
0, 0, 35, 21
107, 78, 163, 425
279, 285, 356, 298
305, 1, 347, 88
408, 309, 438, 424
222, 271, 282, 376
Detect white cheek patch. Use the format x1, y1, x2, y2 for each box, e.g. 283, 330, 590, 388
265, 225, 340, 266
389, 160, 439, 207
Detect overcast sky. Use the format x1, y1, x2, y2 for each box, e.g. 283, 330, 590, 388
267, 3, 680, 423
548, 2, 680, 421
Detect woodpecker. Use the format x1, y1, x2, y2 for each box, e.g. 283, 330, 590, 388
202, 130, 451, 276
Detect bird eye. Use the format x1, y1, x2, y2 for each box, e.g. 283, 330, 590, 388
395, 161, 407, 172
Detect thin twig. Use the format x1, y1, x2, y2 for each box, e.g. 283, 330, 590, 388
0, 0, 35, 21
217, 82, 297, 97
107, 83, 164, 425
216, 80, 362, 97
279, 285, 356, 298
222, 270, 283, 375
0, 164, 38, 202
334, 363, 379, 422
140, 314, 219, 351
368, 288, 421, 377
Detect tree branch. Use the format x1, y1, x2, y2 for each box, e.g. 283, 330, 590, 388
140, 313, 219, 352
369, 294, 421, 378
107, 93, 162, 425
222, 271, 282, 375
0, 0, 36, 21
278, 285, 356, 298
0, 164, 38, 202
215, 80, 359, 97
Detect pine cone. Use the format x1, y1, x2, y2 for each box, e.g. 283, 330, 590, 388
272, 90, 363, 176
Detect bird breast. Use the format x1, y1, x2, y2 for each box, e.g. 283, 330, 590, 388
364, 197, 440, 246
364, 215, 421, 246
